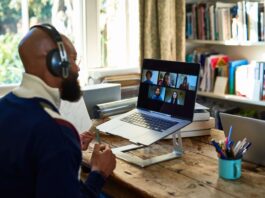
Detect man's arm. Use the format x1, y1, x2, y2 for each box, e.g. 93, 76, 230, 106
33, 121, 105, 198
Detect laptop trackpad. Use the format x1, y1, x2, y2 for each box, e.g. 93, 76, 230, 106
111, 122, 152, 140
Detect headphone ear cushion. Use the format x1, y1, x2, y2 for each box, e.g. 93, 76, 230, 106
46, 49, 61, 77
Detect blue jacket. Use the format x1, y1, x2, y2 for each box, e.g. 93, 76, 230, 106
0, 93, 105, 198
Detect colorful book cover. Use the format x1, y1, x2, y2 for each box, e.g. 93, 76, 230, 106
228, 59, 249, 94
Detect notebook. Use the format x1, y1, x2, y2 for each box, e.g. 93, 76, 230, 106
97, 59, 200, 146
220, 113, 265, 166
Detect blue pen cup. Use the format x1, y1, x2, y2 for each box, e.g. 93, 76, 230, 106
218, 158, 242, 180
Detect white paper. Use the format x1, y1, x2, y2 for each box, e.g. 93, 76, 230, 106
60, 97, 92, 133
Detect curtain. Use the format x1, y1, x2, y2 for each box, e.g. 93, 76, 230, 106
139, 0, 185, 63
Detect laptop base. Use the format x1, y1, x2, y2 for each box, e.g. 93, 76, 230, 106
112, 131, 183, 167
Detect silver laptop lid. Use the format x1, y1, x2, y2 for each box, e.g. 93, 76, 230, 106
137, 59, 200, 121
220, 113, 265, 166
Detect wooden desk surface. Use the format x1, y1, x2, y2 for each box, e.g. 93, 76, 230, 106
82, 128, 265, 198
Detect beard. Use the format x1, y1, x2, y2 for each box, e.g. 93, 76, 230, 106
60, 71, 82, 102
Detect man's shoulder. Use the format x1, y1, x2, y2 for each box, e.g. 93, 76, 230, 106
1, 93, 79, 142
0, 93, 49, 119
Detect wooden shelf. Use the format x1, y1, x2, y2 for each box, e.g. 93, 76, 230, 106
187, 39, 265, 46
197, 91, 265, 107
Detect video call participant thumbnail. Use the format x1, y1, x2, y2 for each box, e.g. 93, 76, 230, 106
142, 69, 159, 85
176, 74, 197, 91
148, 86, 165, 101
164, 88, 185, 105
158, 72, 177, 87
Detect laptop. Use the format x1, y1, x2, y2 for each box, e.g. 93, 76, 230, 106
97, 59, 200, 146
220, 113, 265, 166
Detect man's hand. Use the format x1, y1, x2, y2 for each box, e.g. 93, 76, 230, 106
90, 144, 116, 178
80, 131, 94, 150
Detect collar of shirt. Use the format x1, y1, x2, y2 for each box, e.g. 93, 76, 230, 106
12, 73, 61, 109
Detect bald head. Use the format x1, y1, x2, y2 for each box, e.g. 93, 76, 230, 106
18, 27, 78, 88
19, 28, 55, 75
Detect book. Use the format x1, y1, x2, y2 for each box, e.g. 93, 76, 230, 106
235, 62, 261, 100
165, 117, 215, 139
228, 59, 249, 94
258, 3, 264, 41
237, 1, 244, 41
186, 4, 193, 39
215, 2, 236, 41
258, 62, 265, 100
102, 73, 140, 87
209, 4, 215, 40
200, 54, 229, 92
192, 4, 198, 39
246, 2, 259, 42
180, 117, 215, 132
197, 3, 206, 40
193, 109, 210, 121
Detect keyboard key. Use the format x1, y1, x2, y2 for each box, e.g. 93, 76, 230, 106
121, 112, 178, 132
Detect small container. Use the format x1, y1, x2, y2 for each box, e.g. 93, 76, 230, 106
218, 158, 242, 180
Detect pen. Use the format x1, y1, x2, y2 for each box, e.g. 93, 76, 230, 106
235, 138, 247, 156
233, 140, 241, 155
228, 140, 234, 149
236, 148, 247, 159
227, 126, 233, 147
96, 129, 101, 143
211, 140, 227, 159
245, 142, 252, 150
235, 141, 252, 159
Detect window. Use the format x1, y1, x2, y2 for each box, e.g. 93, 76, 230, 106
0, 0, 23, 85
0, 0, 140, 86
99, 0, 140, 68
0, 0, 83, 85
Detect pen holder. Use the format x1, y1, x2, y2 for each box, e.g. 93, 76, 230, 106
218, 158, 242, 180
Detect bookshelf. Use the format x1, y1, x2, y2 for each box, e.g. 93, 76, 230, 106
198, 91, 265, 107
186, 0, 265, 117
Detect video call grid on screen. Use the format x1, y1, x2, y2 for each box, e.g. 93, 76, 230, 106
138, 59, 200, 121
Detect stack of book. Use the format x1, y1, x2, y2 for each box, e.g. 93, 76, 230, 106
102, 73, 140, 99
166, 103, 215, 138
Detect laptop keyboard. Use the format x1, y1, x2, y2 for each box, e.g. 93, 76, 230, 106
121, 112, 178, 132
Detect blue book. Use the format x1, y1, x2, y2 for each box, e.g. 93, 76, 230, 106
229, 60, 249, 94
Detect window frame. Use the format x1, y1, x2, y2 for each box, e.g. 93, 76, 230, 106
0, 0, 140, 89
83, 0, 140, 84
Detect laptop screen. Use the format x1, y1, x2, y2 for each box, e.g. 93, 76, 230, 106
137, 59, 200, 121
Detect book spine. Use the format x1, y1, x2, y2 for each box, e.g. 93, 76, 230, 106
209, 5, 215, 40
192, 4, 198, 39
237, 2, 244, 41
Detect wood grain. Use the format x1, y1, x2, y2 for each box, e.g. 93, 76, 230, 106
82, 128, 265, 198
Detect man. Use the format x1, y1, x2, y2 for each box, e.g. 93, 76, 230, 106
152, 87, 163, 101
143, 70, 153, 84
0, 24, 116, 198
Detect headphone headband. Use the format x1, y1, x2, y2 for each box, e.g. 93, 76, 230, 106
30, 24, 70, 78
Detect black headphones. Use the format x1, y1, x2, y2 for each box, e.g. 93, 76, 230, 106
30, 24, 70, 78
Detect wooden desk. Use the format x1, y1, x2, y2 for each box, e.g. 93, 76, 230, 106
82, 128, 265, 198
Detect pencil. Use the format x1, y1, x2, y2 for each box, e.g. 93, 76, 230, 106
96, 129, 101, 143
